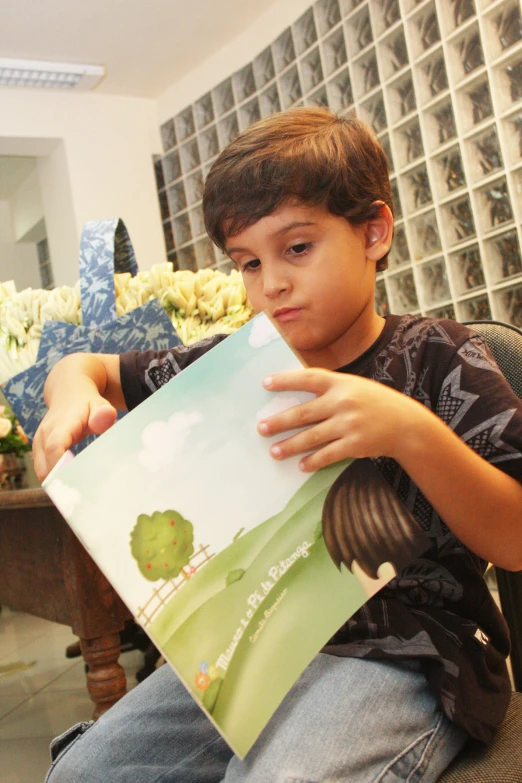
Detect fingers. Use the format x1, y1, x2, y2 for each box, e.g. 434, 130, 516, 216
88, 401, 118, 434
268, 419, 340, 462
32, 428, 47, 483
258, 368, 339, 436
263, 368, 333, 395
34, 396, 117, 482
258, 368, 345, 471
258, 395, 327, 436
33, 418, 77, 482
298, 440, 351, 473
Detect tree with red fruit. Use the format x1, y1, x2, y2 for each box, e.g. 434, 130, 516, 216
130, 510, 194, 581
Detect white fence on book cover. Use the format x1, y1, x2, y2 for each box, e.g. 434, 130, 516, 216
136, 543, 214, 628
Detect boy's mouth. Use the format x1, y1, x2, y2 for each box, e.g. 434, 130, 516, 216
273, 307, 302, 323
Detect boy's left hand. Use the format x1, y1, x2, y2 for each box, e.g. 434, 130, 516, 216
258, 368, 423, 471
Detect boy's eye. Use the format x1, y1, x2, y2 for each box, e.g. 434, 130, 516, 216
288, 243, 311, 255
243, 259, 261, 272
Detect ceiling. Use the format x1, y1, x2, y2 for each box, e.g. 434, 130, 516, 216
0, 156, 38, 199
1, 0, 279, 98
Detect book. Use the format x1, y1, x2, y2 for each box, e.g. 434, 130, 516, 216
44, 312, 428, 758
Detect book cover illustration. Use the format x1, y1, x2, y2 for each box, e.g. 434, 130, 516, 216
44, 313, 428, 758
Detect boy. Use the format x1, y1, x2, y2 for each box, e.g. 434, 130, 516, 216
34, 108, 522, 783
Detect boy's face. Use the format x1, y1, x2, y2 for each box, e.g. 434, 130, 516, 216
225, 202, 391, 369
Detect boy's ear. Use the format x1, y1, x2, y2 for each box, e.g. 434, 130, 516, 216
364, 202, 393, 263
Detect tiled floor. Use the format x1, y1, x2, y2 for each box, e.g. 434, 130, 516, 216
0, 608, 143, 783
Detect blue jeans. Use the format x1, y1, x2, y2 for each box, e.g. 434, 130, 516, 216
46, 654, 467, 783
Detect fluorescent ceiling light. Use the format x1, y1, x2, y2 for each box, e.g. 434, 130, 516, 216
0, 58, 105, 91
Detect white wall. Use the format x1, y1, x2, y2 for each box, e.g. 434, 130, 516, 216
0, 200, 40, 289
37, 142, 79, 286
157, 0, 313, 122
0, 89, 166, 286
10, 167, 44, 243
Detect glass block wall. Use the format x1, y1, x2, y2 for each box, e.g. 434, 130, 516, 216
155, 0, 522, 326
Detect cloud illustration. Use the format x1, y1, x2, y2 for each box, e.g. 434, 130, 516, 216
46, 479, 82, 517
248, 316, 280, 348
139, 411, 203, 472
256, 395, 303, 421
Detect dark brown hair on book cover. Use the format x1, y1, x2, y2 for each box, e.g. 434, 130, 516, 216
322, 458, 429, 580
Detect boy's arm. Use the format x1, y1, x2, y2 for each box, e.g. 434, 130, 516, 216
386, 399, 522, 572
33, 352, 123, 481
258, 370, 522, 572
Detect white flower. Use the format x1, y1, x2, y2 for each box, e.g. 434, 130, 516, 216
0, 417, 13, 438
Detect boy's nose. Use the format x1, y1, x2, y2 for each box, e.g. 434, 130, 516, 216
262, 272, 291, 299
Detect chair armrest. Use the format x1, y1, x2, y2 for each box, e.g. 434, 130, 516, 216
496, 567, 522, 691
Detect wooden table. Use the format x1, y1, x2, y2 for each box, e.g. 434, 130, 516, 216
0, 487, 132, 717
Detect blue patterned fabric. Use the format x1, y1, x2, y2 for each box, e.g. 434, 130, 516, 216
80, 218, 138, 328
3, 219, 180, 445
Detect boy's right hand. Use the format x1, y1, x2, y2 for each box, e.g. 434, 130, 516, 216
32, 352, 124, 482
33, 393, 117, 482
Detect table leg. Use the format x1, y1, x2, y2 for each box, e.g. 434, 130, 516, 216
80, 633, 127, 719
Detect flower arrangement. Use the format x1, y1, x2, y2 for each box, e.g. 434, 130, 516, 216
0, 264, 255, 385
0, 405, 31, 458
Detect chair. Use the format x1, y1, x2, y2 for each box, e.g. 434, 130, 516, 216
439, 320, 522, 783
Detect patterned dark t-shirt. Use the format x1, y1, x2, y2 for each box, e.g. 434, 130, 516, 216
120, 315, 522, 743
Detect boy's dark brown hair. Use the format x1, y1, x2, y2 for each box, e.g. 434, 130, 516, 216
203, 107, 393, 272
